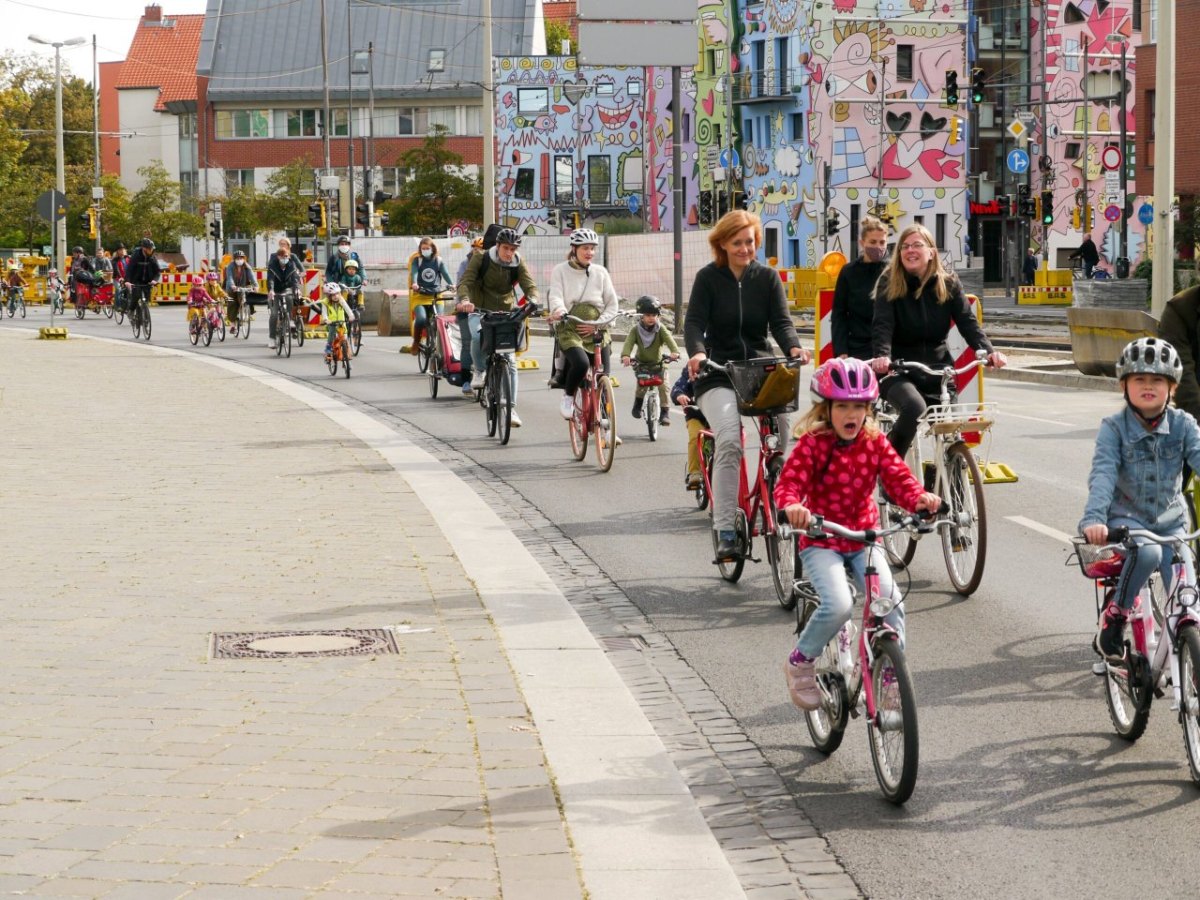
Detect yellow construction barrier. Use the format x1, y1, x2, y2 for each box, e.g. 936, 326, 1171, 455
779, 267, 835, 310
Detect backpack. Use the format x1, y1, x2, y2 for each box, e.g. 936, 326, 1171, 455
476, 251, 521, 289
481, 223, 505, 251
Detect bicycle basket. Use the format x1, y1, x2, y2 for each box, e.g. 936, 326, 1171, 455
480, 314, 521, 356
726, 358, 802, 415
636, 366, 665, 387
1069, 538, 1126, 579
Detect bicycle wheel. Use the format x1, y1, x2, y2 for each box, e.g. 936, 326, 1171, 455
867, 639, 919, 805
75, 302, 84, 320
805, 620, 851, 755
485, 364, 499, 437
351, 317, 362, 356
497, 360, 513, 445
281, 312, 291, 358
940, 442, 987, 595
696, 436, 714, 511
645, 392, 659, 442
216, 314, 226, 342
569, 390, 589, 460
18, 296, 26, 318
417, 332, 431, 373
765, 493, 798, 611
327, 344, 338, 375
1102, 642, 1153, 742
140, 303, 151, 341
130, 305, 140, 338
202, 318, 213, 346
294, 312, 305, 347
100, 298, 110, 318
342, 339, 351, 378
188, 314, 200, 346
1178, 627, 1200, 784
114, 295, 124, 325
714, 508, 748, 582
594, 375, 617, 472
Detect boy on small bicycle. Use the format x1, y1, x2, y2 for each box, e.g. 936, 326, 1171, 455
621, 295, 679, 426
340, 258, 364, 316
318, 282, 356, 361
670, 368, 709, 490
1081, 338, 1200, 661
775, 358, 940, 710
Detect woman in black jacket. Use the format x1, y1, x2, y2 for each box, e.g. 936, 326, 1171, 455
870, 224, 1006, 458
831, 215, 888, 360
685, 210, 809, 562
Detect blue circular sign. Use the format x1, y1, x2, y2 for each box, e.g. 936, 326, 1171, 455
719, 148, 740, 170
627, 194, 640, 215
1138, 203, 1154, 226
1006, 148, 1030, 175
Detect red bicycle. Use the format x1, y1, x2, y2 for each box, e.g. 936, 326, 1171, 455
563, 313, 620, 472
695, 357, 802, 609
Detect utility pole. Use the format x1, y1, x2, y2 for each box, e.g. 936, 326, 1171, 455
1081, 36, 1089, 242
346, 1, 356, 238
1118, 38, 1128, 275
1151, 0, 1174, 316
1039, 0, 1049, 265
481, 0, 496, 226
319, 0, 333, 258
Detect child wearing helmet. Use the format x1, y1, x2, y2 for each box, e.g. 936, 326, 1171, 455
620, 295, 680, 426
186, 273, 210, 325
774, 358, 941, 711
204, 269, 229, 317
1080, 337, 1200, 662
319, 281, 356, 361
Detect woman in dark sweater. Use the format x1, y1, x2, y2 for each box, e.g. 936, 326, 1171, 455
869, 224, 1006, 458
831, 215, 888, 360
685, 210, 809, 562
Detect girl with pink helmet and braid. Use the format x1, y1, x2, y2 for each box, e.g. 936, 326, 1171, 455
774, 358, 941, 711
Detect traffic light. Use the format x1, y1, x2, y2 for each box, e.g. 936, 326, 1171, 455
735, 191, 748, 211
355, 201, 371, 229
1041, 190, 1054, 226
547, 208, 560, 229
698, 190, 714, 226
826, 209, 841, 236
82, 207, 97, 239
949, 116, 961, 145
572, 212, 581, 230
1017, 184, 1034, 218
373, 190, 392, 206
945, 70, 959, 105
378, 211, 390, 228
970, 68, 986, 104
208, 217, 222, 243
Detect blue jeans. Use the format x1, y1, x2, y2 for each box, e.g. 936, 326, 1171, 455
1110, 516, 1192, 610
796, 544, 905, 660
412, 295, 444, 338
464, 311, 518, 402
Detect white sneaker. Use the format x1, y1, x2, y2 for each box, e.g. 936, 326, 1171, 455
509, 409, 522, 428
560, 394, 576, 419
266, 339, 275, 349
471, 371, 485, 390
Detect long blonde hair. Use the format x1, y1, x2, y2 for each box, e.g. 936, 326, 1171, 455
792, 398, 881, 440
879, 224, 954, 304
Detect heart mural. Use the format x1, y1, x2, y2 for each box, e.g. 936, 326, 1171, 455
563, 79, 589, 106
885, 110, 911, 135
919, 111, 946, 140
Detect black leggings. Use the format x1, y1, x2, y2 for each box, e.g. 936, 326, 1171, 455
561, 345, 611, 395
882, 373, 942, 459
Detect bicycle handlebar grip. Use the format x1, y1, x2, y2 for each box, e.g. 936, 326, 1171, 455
1107, 525, 1130, 543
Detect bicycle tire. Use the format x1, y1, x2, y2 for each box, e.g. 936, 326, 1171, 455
417, 338, 430, 373
188, 314, 200, 346
140, 303, 152, 341
765, 488, 798, 611
569, 390, 588, 460
497, 360, 513, 445
805, 616, 851, 755
130, 306, 140, 338
696, 436, 713, 511
1102, 615, 1153, 741
100, 299, 110, 318
940, 442, 987, 595
595, 375, 617, 472
18, 297, 26, 318
485, 363, 499, 437
202, 318, 213, 346
327, 344, 338, 375
114, 295, 124, 325
645, 392, 659, 442
351, 318, 362, 356
1178, 627, 1200, 785
75, 303, 84, 320
342, 337, 351, 378
714, 508, 748, 582
216, 314, 226, 342
867, 639, 919, 805
294, 311, 305, 347
428, 372, 439, 398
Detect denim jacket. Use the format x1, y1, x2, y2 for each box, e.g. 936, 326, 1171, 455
1080, 405, 1200, 534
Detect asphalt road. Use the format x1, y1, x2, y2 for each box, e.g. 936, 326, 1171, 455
41, 306, 1200, 898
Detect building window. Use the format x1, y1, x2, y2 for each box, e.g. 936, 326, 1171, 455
588, 156, 611, 204
936, 213, 947, 250
284, 109, 320, 137
1133, 0, 1141, 30
682, 111, 691, 143
515, 168, 535, 201
897, 45, 914, 81
595, 81, 614, 97
398, 108, 429, 136
464, 105, 481, 136
1065, 142, 1080, 159
790, 112, 803, 142
554, 155, 573, 204
179, 112, 196, 138
428, 107, 456, 133
518, 88, 549, 117
743, 117, 754, 146
329, 108, 349, 137
225, 169, 254, 190
428, 49, 445, 72
215, 109, 269, 139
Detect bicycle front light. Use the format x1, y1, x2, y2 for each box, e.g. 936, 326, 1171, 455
764, 434, 780, 453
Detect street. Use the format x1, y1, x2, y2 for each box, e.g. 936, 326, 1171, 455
26, 306, 1200, 898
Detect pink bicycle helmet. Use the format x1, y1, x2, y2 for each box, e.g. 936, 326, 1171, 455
810, 358, 879, 402
205, 271, 219, 282
190, 274, 204, 285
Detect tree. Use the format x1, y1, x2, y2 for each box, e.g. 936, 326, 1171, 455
545, 21, 572, 56
127, 161, 204, 250
386, 126, 482, 235
261, 157, 322, 242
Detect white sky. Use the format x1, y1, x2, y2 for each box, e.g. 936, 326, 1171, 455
0, 0, 209, 81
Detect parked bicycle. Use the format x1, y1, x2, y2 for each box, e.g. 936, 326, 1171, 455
479, 301, 540, 445
876, 353, 995, 595
696, 356, 802, 609
1069, 526, 1200, 783
562, 312, 620, 471
781, 509, 941, 804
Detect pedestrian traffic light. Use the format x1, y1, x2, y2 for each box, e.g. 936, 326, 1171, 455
698, 190, 713, 226
945, 70, 959, 105
735, 191, 748, 211
82, 207, 97, 239
1041, 190, 1054, 226
373, 190, 393, 206
949, 116, 961, 145
547, 208, 560, 228
970, 68, 986, 104
1017, 184, 1034, 218
355, 201, 370, 229
208, 217, 222, 242
826, 209, 841, 236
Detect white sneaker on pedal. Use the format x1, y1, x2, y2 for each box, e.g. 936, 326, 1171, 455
509, 409, 522, 427
267, 339, 275, 349
560, 394, 576, 419
471, 371, 485, 390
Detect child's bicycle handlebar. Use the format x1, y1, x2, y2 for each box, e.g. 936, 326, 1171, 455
776, 508, 945, 543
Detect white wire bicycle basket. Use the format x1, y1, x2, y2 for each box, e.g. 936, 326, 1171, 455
918, 401, 998, 468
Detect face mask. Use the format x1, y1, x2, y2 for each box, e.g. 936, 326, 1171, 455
339, 245, 350, 254
863, 245, 887, 263
234, 259, 244, 266
420, 249, 432, 259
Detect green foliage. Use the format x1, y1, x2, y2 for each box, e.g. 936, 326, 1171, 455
124, 161, 204, 251
261, 158, 322, 241
599, 216, 643, 235
545, 21, 572, 56
385, 126, 482, 235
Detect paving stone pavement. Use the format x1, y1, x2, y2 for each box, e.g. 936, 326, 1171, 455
0, 331, 585, 899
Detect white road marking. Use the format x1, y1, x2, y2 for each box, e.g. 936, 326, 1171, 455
999, 411, 1086, 428
1007, 515, 1075, 545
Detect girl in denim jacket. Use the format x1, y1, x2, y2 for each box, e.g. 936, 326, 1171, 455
1081, 338, 1200, 660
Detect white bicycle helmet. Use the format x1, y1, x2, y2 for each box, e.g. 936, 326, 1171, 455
569, 228, 599, 247
323, 281, 343, 296
1115, 337, 1182, 383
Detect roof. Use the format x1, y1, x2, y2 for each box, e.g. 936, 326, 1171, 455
115, 11, 204, 111
198, 0, 539, 103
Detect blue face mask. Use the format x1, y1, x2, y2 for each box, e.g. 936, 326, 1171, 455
420, 249, 432, 259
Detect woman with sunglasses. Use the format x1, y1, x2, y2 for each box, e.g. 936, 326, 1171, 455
869, 224, 1006, 459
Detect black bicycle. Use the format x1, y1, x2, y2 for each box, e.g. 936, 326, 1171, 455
480, 302, 539, 445
344, 286, 364, 356
273, 286, 302, 358
129, 282, 155, 341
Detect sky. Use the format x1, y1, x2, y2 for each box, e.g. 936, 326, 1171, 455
0, 0, 209, 80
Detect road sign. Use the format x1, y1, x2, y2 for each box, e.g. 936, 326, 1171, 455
1101, 145, 1123, 171
1104, 204, 1121, 222
1006, 119, 1028, 141
627, 193, 640, 215
1138, 203, 1154, 226
1017, 111, 1036, 125
1006, 148, 1030, 174
718, 148, 740, 170
210, 201, 223, 220
35, 189, 67, 223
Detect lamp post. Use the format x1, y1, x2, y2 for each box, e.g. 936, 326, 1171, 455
29, 34, 86, 275
1106, 33, 1129, 277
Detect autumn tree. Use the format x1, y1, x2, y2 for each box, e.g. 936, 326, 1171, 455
385, 126, 482, 235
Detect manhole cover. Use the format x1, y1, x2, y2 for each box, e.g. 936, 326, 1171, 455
210, 628, 400, 659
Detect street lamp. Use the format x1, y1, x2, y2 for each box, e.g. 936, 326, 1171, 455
29, 34, 86, 275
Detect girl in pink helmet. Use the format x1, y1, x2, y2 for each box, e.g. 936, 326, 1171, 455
774, 358, 941, 711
